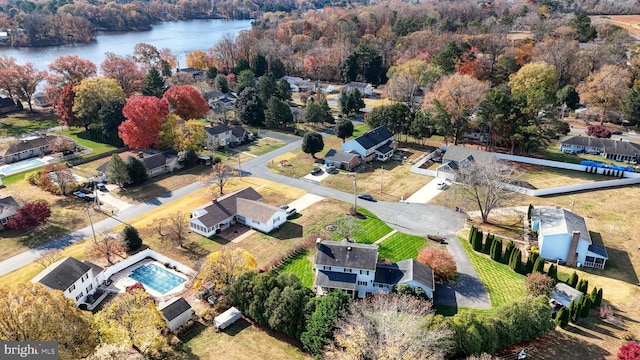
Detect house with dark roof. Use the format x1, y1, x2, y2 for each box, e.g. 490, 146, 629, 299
31, 257, 105, 305
531, 206, 608, 269
97, 150, 180, 180
342, 82, 374, 97
342, 126, 397, 162
0, 96, 16, 114
159, 297, 193, 332
177, 67, 205, 81
0, 135, 52, 164
0, 196, 19, 230
323, 149, 362, 171
189, 187, 287, 236
436, 145, 497, 180
205, 91, 237, 111
314, 240, 435, 299
560, 136, 640, 163
205, 123, 250, 149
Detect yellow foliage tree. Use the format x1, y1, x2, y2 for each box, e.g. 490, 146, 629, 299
186, 50, 208, 70
508, 62, 557, 98
196, 248, 257, 292
577, 64, 631, 124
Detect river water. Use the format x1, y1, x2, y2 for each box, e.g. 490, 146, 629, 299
0, 19, 253, 71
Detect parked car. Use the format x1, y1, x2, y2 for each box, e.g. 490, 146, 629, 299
357, 194, 376, 202
286, 208, 298, 218
96, 183, 108, 192
437, 182, 447, 190
326, 166, 339, 174
612, 130, 623, 135
310, 167, 323, 175
279, 205, 289, 210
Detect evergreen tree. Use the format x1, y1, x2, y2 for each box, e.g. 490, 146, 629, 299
570, 300, 580, 323
595, 288, 603, 307
472, 229, 483, 252
106, 153, 128, 187
125, 156, 148, 184
98, 97, 126, 137
236, 69, 256, 93
206, 66, 218, 80
268, 57, 286, 79
142, 67, 166, 98
468, 226, 477, 244
275, 77, 292, 101
122, 225, 142, 251
339, 88, 365, 116
257, 72, 277, 103
622, 84, 640, 127
556, 307, 569, 328
264, 96, 293, 129
547, 264, 558, 282
251, 53, 268, 77
590, 287, 598, 307
527, 204, 533, 220
526, 252, 539, 274
215, 74, 230, 93
334, 119, 354, 143
484, 233, 494, 254
300, 291, 349, 356
490, 239, 502, 262
567, 271, 579, 288
232, 58, 250, 74
301, 132, 324, 158
509, 249, 522, 273
235, 87, 265, 127
503, 241, 515, 264
533, 257, 545, 273
580, 296, 592, 318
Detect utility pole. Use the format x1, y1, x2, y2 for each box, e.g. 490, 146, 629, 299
380, 166, 384, 193
85, 203, 97, 244
238, 153, 242, 178
352, 175, 357, 212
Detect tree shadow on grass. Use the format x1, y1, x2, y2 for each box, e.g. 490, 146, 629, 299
178, 320, 208, 343
119, 182, 171, 204
20, 224, 68, 248
564, 324, 604, 340
182, 241, 210, 259
270, 222, 303, 240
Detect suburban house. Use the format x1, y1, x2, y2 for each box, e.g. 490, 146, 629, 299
284, 76, 314, 92
0, 135, 52, 164
0, 195, 19, 229
32, 92, 51, 107
560, 136, 640, 163
0, 96, 16, 113
436, 145, 497, 181
205, 123, 251, 148
313, 240, 435, 299
32, 257, 105, 306
323, 149, 362, 171
97, 150, 181, 179
205, 90, 236, 111
189, 187, 287, 237
342, 82, 374, 97
176, 67, 205, 81
531, 206, 608, 269
342, 126, 397, 162
550, 282, 583, 308
159, 297, 193, 332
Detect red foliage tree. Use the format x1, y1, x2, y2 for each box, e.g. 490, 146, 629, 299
618, 341, 640, 360
126, 282, 146, 294
100, 56, 144, 96
56, 83, 80, 127
163, 85, 209, 120
586, 125, 612, 138
7, 201, 52, 230
417, 247, 457, 282
46, 55, 96, 101
119, 96, 169, 149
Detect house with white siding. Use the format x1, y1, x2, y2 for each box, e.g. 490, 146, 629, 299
32, 257, 105, 306
159, 297, 193, 332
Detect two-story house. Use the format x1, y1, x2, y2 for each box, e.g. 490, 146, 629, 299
189, 187, 287, 237
436, 145, 497, 181
342, 126, 397, 162
314, 240, 435, 299
31, 257, 105, 306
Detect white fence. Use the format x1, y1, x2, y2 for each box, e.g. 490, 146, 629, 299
495, 153, 640, 179
104, 249, 197, 279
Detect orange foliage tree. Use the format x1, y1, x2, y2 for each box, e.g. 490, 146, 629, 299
163, 85, 209, 120
118, 95, 169, 149
417, 247, 457, 281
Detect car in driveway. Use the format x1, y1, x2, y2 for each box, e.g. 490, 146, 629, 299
437, 182, 448, 190
326, 166, 339, 174
279, 205, 289, 210
286, 208, 297, 218
310, 167, 323, 176
357, 194, 376, 202
612, 130, 623, 135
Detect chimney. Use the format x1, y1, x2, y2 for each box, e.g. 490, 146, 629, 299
138, 151, 144, 159
347, 246, 352, 251
566, 231, 580, 267
316, 238, 322, 249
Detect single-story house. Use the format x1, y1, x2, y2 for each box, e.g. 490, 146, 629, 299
436, 145, 497, 181
97, 150, 181, 180
284, 76, 314, 92
314, 240, 435, 299
0, 195, 19, 229
32, 257, 105, 306
560, 136, 640, 163
189, 187, 287, 236
342, 126, 397, 162
342, 82, 374, 97
0, 96, 17, 114
550, 282, 583, 308
323, 149, 362, 171
0, 135, 51, 164
531, 206, 608, 269
159, 297, 193, 332
177, 67, 205, 81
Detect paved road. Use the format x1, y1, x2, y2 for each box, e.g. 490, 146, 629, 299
0, 130, 491, 309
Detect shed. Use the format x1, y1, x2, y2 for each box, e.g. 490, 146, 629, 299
160, 297, 193, 332
214, 306, 242, 330
550, 283, 582, 308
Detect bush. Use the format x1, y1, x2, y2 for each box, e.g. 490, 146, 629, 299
618, 341, 640, 360
25, 171, 40, 185
468, 226, 477, 244
524, 272, 554, 297
567, 271, 579, 288
418, 247, 458, 282
122, 225, 142, 251
586, 124, 612, 138
490, 239, 502, 262
594, 288, 603, 307
509, 248, 522, 273
547, 264, 558, 282
577, 279, 589, 293
556, 307, 569, 328
503, 241, 515, 264
580, 296, 592, 318
472, 229, 483, 252
483, 233, 494, 254
533, 257, 545, 273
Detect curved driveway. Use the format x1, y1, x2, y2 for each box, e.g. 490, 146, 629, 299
0, 132, 490, 308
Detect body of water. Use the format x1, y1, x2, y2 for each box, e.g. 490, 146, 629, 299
0, 19, 253, 71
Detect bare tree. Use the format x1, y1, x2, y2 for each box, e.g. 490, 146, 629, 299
86, 233, 126, 265
327, 293, 454, 360
200, 162, 239, 195
48, 136, 75, 153
36, 249, 63, 269
147, 217, 167, 238
455, 159, 518, 223
333, 215, 362, 242
164, 211, 190, 248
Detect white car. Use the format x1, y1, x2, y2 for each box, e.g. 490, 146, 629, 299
437, 182, 447, 190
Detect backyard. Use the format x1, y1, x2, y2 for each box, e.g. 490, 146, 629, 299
0, 111, 59, 136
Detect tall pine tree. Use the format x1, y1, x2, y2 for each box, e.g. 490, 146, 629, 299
142, 67, 166, 98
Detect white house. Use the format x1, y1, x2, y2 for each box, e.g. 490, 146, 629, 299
436, 145, 497, 181
314, 240, 434, 299
159, 297, 193, 332
189, 187, 287, 237
205, 123, 233, 148
560, 135, 640, 162
531, 206, 608, 269
0, 196, 19, 230
0, 135, 52, 164
342, 126, 397, 162
32, 257, 105, 306
342, 82, 374, 97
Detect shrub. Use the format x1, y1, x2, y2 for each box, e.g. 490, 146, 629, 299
524, 272, 554, 297
594, 288, 603, 307
503, 241, 515, 264
617, 341, 640, 360
25, 171, 40, 185
472, 229, 483, 252
567, 271, 579, 288
122, 225, 142, 251
570, 300, 580, 323
533, 257, 545, 273
547, 264, 558, 282
509, 248, 522, 273
483, 233, 494, 254
418, 247, 458, 282
577, 279, 589, 293
580, 296, 592, 318
468, 226, 477, 244
586, 124, 611, 138
555, 307, 569, 328
490, 239, 502, 262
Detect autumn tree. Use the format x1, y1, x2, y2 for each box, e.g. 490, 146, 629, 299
36, 249, 63, 269
423, 73, 489, 145
196, 248, 257, 292
508, 62, 557, 113
186, 50, 208, 70
107, 154, 128, 187
162, 85, 209, 120
142, 67, 166, 98
417, 246, 457, 282
0, 283, 96, 359
48, 136, 75, 153
0, 56, 18, 100
94, 288, 166, 356
327, 293, 454, 359
301, 131, 324, 158
200, 162, 239, 195
524, 272, 555, 297
386, 60, 442, 113
455, 159, 517, 223
39, 164, 76, 195
119, 96, 169, 149
6, 200, 51, 230
577, 65, 631, 124
86, 233, 126, 265
46, 55, 96, 102
0, 62, 48, 112
73, 77, 126, 130
176, 120, 206, 152
132, 43, 160, 69
335, 119, 354, 143
264, 96, 293, 129
100, 55, 144, 96
532, 39, 579, 89
586, 125, 612, 138
56, 83, 80, 127
163, 211, 190, 248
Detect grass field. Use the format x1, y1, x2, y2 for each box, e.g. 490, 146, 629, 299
516, 165, 612, 189
346, 209, 393, 244
0, 111, 59, 136
55, 128, 118, 157
239, 137, 286, 156
276, 250, 314, 287
378, 232, 428, 262
458, 232, 526, 307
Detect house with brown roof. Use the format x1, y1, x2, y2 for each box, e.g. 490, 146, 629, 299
189, 187, 287, 236
0, 196, 19, 230
323, 149, 362, 171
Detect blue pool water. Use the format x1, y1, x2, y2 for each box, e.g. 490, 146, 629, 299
0, 158, 46, 176
129, 263, 186, 294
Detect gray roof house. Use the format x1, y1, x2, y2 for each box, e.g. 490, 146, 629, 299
323, 149, 362, 170
160, 297, 193, 332
189, 187, 287, 237
97, 150, 180, 179
531, 206, 608, 269
0, 135, 52, 164
0, 96, 17, 114
313, 240, 435, 299
342, 126, 397, 162
342, 82, 374, 97
560, 136, 640, 162
436, 145, 497, 180
0, 196, 19, 229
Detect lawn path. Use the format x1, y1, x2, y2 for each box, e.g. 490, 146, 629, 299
373, 229, 398, 245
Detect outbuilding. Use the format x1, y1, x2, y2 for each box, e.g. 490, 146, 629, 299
214, 306, 242, 330
159, 297, 193, 332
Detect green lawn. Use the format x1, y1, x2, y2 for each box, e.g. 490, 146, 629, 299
378, 233, 428, 262
336, 208, 393, 244
276, 250, 314, 287
458, 235, 527, 307
55, 128, 118, 157
352, 123, 369, 137
241, 137, 286, 156
0, 111, 59, 136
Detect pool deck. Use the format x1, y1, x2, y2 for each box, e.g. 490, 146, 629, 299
0, 155, 57, 176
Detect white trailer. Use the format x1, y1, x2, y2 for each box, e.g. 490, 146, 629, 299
214, 307, 242, 330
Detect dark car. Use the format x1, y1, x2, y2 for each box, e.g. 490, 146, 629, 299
326, 166, 339, 174
612, 130, 623, 135
358, 194, 376, 202
279, 205, 289, 210
96, 183, 108, 192
310, 167, 323, 176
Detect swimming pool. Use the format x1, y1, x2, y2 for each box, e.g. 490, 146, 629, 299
0, 158, 47, 176
129, 263, 186, 295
